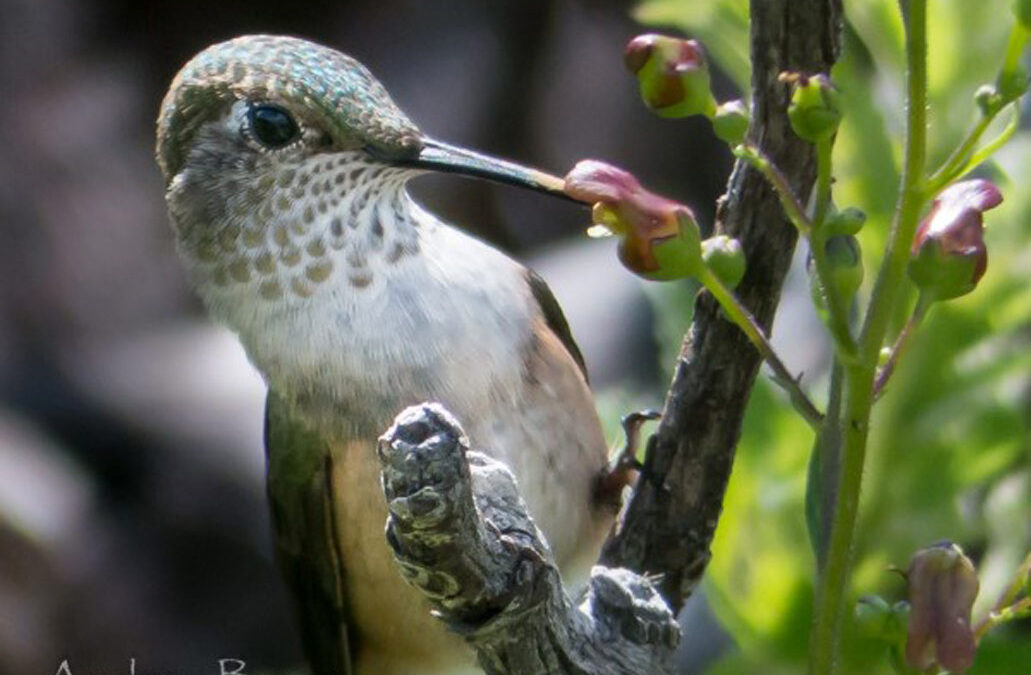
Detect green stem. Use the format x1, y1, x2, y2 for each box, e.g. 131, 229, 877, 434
810, 229, 859, 361
809, 1, 928, 673
961, 103, 1021, 174
975, 597, 1031, 640
814, 138, 834, 226
807, 359, 844, 569
873, 294, 932, 399
698, 266, 824, 428
861, 0, 928, 383
738, 143, 858, 359
925, 114, 992, 193
809, 137, 858, 357
925, 103, 1020, 194
808, 362, 874, 675
926, 24, 1028, 193
973, 551, 1031, 640
735, 144, 814, 234
1002, 24, 1030, 78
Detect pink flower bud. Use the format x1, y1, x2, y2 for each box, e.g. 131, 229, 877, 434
909, 180, 1002, 302
564, 160, 702, 280
624, 34, 716, 119
905, 541, 980, 673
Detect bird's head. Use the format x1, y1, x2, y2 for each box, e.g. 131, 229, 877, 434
156, 35, 571, 310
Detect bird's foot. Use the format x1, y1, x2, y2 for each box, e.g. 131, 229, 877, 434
594, 409, 661, 509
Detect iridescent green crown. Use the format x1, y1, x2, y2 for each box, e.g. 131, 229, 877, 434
156, 35, 422, 179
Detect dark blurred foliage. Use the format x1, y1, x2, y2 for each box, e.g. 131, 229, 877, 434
0, 1, 730, 673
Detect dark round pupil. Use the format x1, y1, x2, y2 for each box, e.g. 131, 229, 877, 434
248, 104, 299, 148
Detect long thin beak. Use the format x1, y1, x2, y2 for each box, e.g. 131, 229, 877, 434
393, 138, 581, 204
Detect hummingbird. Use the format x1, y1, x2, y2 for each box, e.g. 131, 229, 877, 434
156, 35, 613, 675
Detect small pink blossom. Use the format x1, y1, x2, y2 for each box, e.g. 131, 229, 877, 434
564, 160, 701, 279
905, 541, 980, 673
624, 35, 714, 118
909, 180, 1002, 301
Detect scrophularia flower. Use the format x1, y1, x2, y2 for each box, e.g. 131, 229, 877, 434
905, 541, 980, 673
624, 34, 716, 119
908, 179, 1002, 302
564, 160, 702, 280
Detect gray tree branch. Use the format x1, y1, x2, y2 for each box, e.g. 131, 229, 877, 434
378, 404, 679, 675
599, 0, 844, 612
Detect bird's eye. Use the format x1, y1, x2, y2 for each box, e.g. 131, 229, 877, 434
247, 104, 300, 149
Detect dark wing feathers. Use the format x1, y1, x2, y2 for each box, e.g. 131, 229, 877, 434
525, 268, 589, 383
264, 393, 354, 675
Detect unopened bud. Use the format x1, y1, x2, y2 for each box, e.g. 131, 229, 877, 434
824, 206, 867, 237
855, 595, 909, 644
564, 160, 702, 280
712, 99, 750, 145
905, 541, 980, 673
975, 84, 1002, 117
702, 235, 746, 288
809, 234, 863, 312
624, 34, 716, 119
781, 72, 842, 143
909, 179, 1001, 302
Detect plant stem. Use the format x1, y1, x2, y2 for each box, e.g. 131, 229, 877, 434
808, 362, 874, 675
810, 137, 858, 358
873, 294, 931, 399
738, 143, 858, 359
809, 230, 859, 361
974, 597, 1031, 640
698, 266, 824, 428
925, 114, 992, 193
814, 138, 834, 226
925, 23, 1028, 193
735, 144, 814, 234
809, 1, 928, 673
807, 359, 844, 569
1002, 24, 1030, 79
925, 104, 1020, 194
973, 551, 1031, 640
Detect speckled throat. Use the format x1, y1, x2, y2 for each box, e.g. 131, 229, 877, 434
169, 149, 421, 303
166, 130, 540, 439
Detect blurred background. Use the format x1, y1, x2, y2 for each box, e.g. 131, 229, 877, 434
1, 0, 1028, 674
